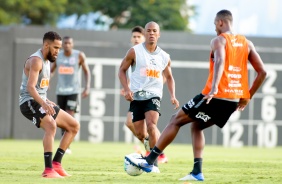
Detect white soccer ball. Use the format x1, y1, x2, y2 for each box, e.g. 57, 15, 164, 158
124, 153, 144, 176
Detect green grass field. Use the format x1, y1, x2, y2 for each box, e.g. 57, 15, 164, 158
0, 140, 281, 184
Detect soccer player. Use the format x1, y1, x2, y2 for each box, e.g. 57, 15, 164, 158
51, 36, 91, 154
123, 26, 169, 163
125, 9, 267, 181
119, 21, 179, 172
19, 31, 80, 178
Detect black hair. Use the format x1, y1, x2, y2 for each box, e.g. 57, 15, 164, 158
131, 26, 145, 35
43, 31, 62, 43
63, 36, 72, 40
216, 9, 233, 23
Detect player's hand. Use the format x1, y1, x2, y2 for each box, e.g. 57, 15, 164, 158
236, 98, 250, 111
124, 89, 133, 102
42, 101, 56, 116
46, 99, 56, 107
120, 88, 125, 96
203, 88, 218, 104
171, 97, 179, 109
82, 87, 90, 98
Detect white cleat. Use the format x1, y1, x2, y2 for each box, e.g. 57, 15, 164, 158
179, 172, 204, 181
143, 137, 150, 152
125, 153, 154, 173
151, 166, 160, 173
65, 148, 72, 154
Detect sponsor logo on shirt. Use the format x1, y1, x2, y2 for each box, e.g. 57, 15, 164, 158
40, 78, 49, 88
58, 66, 74, 74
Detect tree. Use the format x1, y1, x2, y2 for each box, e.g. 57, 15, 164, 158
88, 0, 193, 31
0, 0, 67, 25
0, 0, 194, 31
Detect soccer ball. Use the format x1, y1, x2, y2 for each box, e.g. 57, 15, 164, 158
124, 153, 144, 176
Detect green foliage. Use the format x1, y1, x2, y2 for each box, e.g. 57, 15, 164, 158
89, 0, 191, 31
0, 0, 67, 25
0, 140, 282, 184
0, 0, 194, 30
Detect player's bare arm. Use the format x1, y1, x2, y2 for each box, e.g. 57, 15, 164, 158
204, 36, 226, 104
26, 57, 55, 116
118, 48, 135, 101
237, 40, 267, 111
79, 52, 91, 98
163, 59, 179, 109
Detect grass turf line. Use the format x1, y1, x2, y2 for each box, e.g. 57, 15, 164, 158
0, 140, 281, 184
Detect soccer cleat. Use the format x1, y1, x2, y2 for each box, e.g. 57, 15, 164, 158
42, 168, 64, 178
125, 154, 154, 173
179, 172, 204, 181
65, 148, 72, 154
158, 153, 168, 163
143, 136, 150, 152
151, 166, 160, 173
52, 161, 71, 177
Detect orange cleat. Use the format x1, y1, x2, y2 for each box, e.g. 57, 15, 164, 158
52, 161, 71, 177
42, 168, 64, 178
158, 154, 168, 164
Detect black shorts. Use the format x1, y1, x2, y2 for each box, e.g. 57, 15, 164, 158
129, 97, 161, 122
182, 94, 238, 128
57, 94, 78, 112
20, 100, 60, 128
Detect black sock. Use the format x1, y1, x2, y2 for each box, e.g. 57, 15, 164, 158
146, 146, 162, 165
44, 152, 52, 168
192, 158, 203, 174
53, 148, 65, 163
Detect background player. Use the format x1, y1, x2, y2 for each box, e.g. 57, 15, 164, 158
51, 36, 91, 154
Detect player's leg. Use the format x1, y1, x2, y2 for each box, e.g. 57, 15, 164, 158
126, 108, 192, 173
64, 94, 78, 154
40, 114, 64, 178
55, 110, 79, 151
179, 121, 213, 181
130, 100, 147, 142
52, 109, 80, 176
133, 119, 147, 142
57, 95, 67, 137
180, 97, 238, 181
144, 110, 160, 149
144, 97, 167, 163
143, 110, 161, 172
125, 111, 136, 136
20, 100, 63, 178
148, 109, 193, 160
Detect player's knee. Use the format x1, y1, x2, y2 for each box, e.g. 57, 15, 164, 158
146, 123, 157, 135
42, 119, 57, 134
168, 114, 180, 127
134, 129, 146, 141
72, 120, 80, 134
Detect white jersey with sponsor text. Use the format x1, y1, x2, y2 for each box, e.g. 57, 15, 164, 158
130, 43, 170, 99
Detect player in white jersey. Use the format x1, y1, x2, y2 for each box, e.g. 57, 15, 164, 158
19, 31, 80, 178
119, 22, 179, 172
51, 36, 91, 154
122, 26, 146, 142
